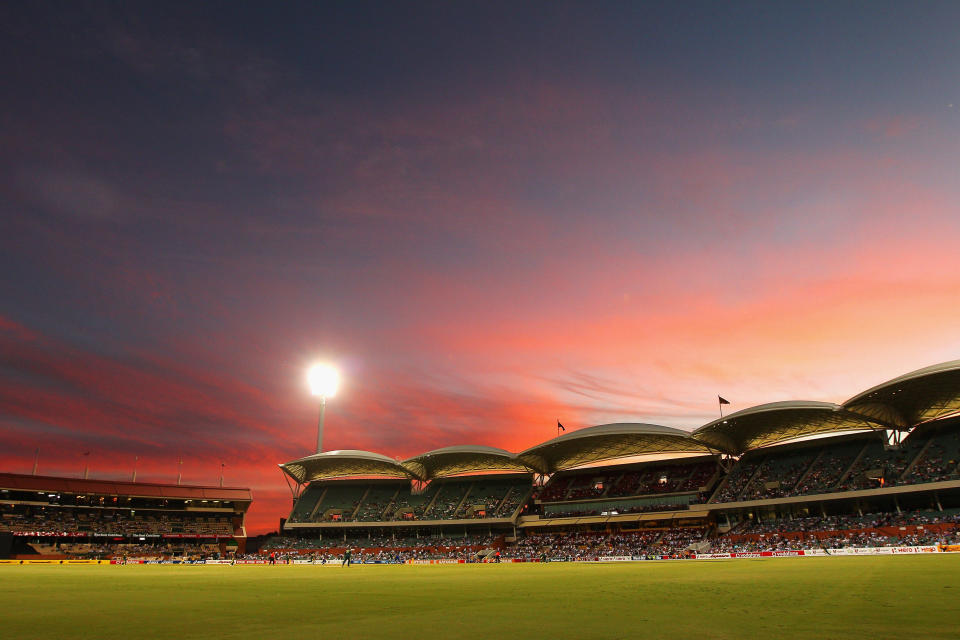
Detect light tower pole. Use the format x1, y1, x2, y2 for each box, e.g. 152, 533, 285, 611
307, 364, 339, 454
317, 395, 327, 454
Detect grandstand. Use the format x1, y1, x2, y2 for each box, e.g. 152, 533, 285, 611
272, 360, 960, 560
0, 473, 252, 560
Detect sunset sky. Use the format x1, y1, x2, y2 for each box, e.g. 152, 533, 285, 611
2, 2, 960, 532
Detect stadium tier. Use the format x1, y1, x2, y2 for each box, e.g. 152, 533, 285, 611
0, 473, 252, 560
286, 474, 533, 525
271, 361, 960, 560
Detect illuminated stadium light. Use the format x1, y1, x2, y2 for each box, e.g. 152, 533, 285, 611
307, 364, 339, 398
307, 363, 339, 454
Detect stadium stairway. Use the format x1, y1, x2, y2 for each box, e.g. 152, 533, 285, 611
793, 449, 826, 490
492, 487, 511, 515
308, 488, 328, 522
707, 459, 763, 503
706, 474, 727, 503
452, 484, 473, 518
375, 487, 401, 521
701, 466, 721, 494
688, 540, 711, 554
349, 487, 372, 520
899, 437, 935, 482
502, 487, 533, 518
737, 461, 767, 500
421, 487, 443, 518
834, 442, 871, 489
476, 547, 500, 561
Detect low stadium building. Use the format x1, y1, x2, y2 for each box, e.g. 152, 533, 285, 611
0, 474, 252, 559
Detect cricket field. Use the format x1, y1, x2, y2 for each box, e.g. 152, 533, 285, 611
2, 555, 958, 639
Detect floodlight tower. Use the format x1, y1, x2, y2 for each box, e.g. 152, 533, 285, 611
307, 364, 339, 453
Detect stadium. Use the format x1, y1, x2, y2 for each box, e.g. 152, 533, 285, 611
5, 361, 960, 639
268, 360, 960, 561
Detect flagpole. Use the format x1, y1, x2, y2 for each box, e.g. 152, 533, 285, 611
32, 448, 39, 476
219, 462, 225, 488
718, 396, 730, 418
177, 456, 183, 486
82, 452, 90, 480
132, 456, 138, 483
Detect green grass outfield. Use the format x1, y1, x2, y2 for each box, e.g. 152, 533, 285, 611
3, 555, 959, 640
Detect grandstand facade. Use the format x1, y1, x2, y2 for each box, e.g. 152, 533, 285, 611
273, 360, 960, 560
0, 473, 252, 560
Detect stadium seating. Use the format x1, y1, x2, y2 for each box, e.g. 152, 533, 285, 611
256, 532, 502, 562
50, 541, 222, 559
736, 449, 818, 501
904, 429, 960, 484
537, 476, 572, 501
289, 483, 325, 522
708, 430, 960, 502
351, 484, 401, 522
424, 481, 471, 519
456, 476, 531, 518
837, 437, 926, 491
710, 509, 960, 553
292, 475, 533, 524
790, 440, 865, 496
321, 483, 370, 521
504, 528, 707, 560
710, 459, 761, 502
538, 458, 719, 505
385, 484, 439, 521
0, 503, 234, 537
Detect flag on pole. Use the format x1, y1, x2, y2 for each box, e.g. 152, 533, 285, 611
557, 421, 565, 432
718, 396, 730, 419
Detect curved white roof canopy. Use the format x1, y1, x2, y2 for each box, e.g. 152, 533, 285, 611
402, 445, 535, 479
692, 401, 887, 452
843, 360, 960, 428
518, 423, 715, 473
280, 450, 416, 483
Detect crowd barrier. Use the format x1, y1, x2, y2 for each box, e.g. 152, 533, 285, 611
406, 559, 465, 564
3, 546, 955, 565
694, 545, 940, 558
0, 559, 110, 565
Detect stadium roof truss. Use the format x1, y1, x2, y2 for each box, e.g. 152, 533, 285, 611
843, 360, 960, 429
517, 423, 718, 474
0, 473, 252, 503
691, 401, 889, 452
279, 425, 718, 484
401, 446, 535, 479
279, 450, 417, 484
